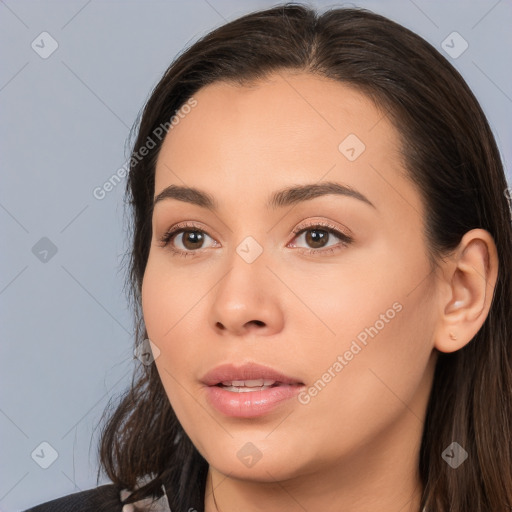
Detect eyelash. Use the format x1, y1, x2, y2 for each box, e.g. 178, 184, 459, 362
157, 221, 353, 258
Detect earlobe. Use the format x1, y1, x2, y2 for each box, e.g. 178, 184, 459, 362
433, 229, 499, 354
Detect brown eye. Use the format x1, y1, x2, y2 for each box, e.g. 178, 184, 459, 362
292, 225, 352, 252
179, 230, 205, 250
304, 229, 330, 249
159, 224, 217, 256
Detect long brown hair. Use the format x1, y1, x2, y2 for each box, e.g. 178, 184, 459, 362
96, 4, 512, 511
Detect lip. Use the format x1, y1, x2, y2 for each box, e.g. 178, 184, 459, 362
201, 362, 304, 418
201, 362, 303, 386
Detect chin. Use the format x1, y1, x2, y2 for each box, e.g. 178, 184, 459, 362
198, 436, 310, 482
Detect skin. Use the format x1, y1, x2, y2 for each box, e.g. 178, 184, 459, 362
141, 72, 498, 512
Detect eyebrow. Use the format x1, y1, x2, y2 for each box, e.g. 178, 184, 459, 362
153, 181, 375, 210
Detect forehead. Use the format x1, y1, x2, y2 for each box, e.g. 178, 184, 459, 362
159, 72, 392, 152
153, 72, 416, 217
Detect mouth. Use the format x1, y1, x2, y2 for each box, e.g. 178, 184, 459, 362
201, 362, 304, 387
201, 362, 305, 418
216, 379, 285, 392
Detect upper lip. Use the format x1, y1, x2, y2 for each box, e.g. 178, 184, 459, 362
201, 362, 304, 386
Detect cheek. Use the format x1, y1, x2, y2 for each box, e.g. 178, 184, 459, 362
141, 262, 197, 413
141, 261, 187, 386
323, 235, 434, 352
288, 298, 434, 465
141, 257, 212, 385
291, 236, 435, 387
295, 261, 435, 437
277, 244, 418, 358
141, 266, 168, 340
141, 256, 199, 341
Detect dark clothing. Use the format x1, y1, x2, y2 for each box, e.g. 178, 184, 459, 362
22, 484, 124, 512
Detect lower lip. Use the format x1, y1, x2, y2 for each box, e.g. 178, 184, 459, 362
204, 384, 303, 418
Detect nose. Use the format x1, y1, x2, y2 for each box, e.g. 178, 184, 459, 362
208, 247, 285, 338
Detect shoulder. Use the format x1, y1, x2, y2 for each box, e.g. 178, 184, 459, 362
22, 483, 123, 512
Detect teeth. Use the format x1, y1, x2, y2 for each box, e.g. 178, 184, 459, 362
221, 379, 276, 387
222, 385, 272, 393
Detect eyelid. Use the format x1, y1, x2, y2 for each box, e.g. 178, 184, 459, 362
288, 220, 354, 255
157, 221, 217, 247
290, 219, 352, 239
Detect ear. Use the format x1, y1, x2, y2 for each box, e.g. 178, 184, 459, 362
433, 229, 499, 353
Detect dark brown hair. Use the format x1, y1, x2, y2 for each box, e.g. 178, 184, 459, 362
96, 4, 512, 511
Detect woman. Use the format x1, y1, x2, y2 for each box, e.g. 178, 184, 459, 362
25, 3, 512, 512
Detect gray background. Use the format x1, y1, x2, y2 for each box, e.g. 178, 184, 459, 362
1, 1, 510, 510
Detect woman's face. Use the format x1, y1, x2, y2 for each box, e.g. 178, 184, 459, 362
141, 72, 439, 482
